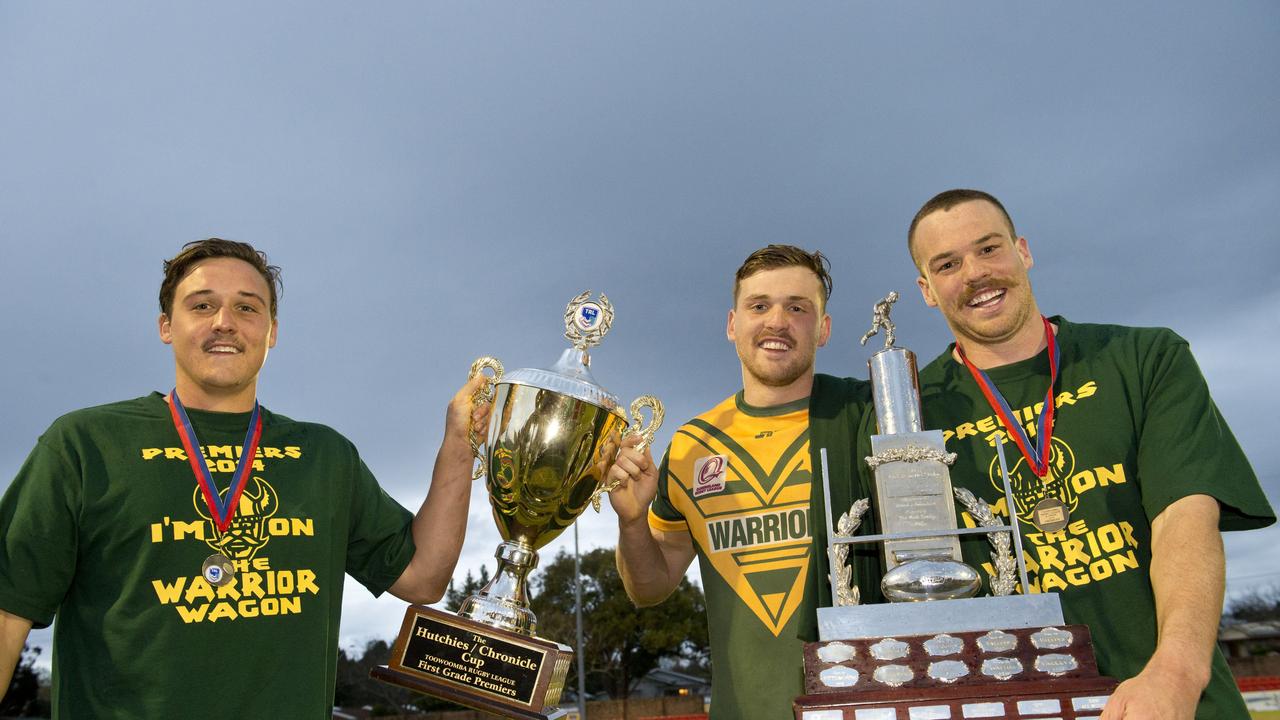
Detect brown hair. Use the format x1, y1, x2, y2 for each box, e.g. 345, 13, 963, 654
907, 189, 1017, 272
733, 244, 832, 310
160, 238, 283, 318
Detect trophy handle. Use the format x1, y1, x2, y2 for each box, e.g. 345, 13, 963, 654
590, 395, 665, 512
468, 356, 504, 480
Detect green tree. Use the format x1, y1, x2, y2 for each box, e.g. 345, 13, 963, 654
530, 547, 709, 701
443, 564, 491, 612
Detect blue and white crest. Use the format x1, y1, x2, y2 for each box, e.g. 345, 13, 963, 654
563, 291, 613, 349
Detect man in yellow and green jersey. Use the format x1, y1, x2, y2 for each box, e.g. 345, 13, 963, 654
607, 245, 875, 720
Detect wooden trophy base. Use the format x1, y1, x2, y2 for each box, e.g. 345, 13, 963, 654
795, 624, 1117, 719
371, 604, 573, 719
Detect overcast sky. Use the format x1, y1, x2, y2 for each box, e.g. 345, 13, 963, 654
2, 1, 1277, 666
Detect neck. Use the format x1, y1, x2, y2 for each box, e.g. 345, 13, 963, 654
172, 378, 258, 413
952, 315, 1053, 370
741, 371, 814, 408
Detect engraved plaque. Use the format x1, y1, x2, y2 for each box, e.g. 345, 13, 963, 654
854, 708, 897, 720
1031, 626, 1073, 650
1017, 698, 1062, 714
980, 656, 1024, 680
1035, 652, 1079, 676
819, 665, 860, 688
961, 702, 1004, 718
1073, 696, 1110, 711
870, 638, 910, 661
927, 660, 970, 683
873, 664, 914, 687
976, 629, 1017, 653
924, 634, 964, 656
871, 431, 963, 569
802, 711, 843, 720
817, 642, 856, 663
909, 706, 953, 720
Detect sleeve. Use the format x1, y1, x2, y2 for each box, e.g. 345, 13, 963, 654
0, 433, 84, 628
1135, 331, 1275, 531
343, 451, 416, 597
648, 447, 689, 533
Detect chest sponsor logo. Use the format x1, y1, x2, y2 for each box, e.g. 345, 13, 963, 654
693, 455, 727, 497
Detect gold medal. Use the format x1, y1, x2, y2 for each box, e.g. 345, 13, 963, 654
202, 553, 235, 587
1031, 497, 1070, 533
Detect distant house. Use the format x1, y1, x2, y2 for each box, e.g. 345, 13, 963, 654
630, 668, 712, 701
1220, 620, 1280, 660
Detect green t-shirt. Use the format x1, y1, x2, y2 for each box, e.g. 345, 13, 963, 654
916, 318, 1274, 719
649, 392, 815, 720
0, 393, 417, 719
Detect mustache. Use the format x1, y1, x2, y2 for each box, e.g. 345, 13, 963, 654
754, 331, 795, 345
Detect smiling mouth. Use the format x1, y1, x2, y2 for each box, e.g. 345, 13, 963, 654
205, 344, 243, 354
967, 288, 1006, 309
759, 339, 793, 352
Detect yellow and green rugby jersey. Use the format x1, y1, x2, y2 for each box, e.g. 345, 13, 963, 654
650, 392, 813, 720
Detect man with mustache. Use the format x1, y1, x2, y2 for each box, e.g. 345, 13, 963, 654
906, 189, 1274, 719
0, 239, 488, 719
607, 245, 874, 720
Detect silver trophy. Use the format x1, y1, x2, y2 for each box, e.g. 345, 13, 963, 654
818, 292, 1062, 637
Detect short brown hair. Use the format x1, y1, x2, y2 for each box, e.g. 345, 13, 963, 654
734, 244, 833, 310
160, 239, 283, 318
907, 189, 1017, 272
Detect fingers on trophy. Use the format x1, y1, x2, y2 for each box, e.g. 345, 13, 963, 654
467, 356, 503, 480
591, 394, 664, 511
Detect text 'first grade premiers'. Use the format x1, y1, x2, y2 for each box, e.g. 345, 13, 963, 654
402, 614, 545, 706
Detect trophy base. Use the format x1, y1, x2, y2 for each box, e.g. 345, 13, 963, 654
795, 675, 1118, 719
371, 605, 573, 719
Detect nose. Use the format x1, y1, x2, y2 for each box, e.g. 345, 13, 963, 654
211, 306, 237, 333
961, 256, 991, 286
763, 305, 788, 329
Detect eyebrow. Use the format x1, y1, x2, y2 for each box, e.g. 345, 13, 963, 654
926, 232, 1004, 268
741, 293, 815, 305
183, 289, 269, 306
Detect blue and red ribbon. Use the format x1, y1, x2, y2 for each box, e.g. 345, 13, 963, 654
955, 316, 1060, 478
167, 389, 263, 532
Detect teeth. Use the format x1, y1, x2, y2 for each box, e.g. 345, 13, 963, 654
969, 289, 1004, 306
208, 346, 240, 353
761, 341, 790, 350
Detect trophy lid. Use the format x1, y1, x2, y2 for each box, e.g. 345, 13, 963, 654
498, 291, 623, 414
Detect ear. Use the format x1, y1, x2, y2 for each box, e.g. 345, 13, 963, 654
158, 313, 173, 345
1015, 236, 1033, 271
268, 318, 278, 349
916, 275, 939, 308
817, 313, 831, 348
726, 309, 737, 343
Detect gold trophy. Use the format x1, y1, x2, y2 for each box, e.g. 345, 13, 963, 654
372, 291, 663, 719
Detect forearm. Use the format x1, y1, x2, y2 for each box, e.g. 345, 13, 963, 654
394, 435, 475, 603
0, 609, 33, 694
616, 517, 684, 606
1145, 494, 1223, 690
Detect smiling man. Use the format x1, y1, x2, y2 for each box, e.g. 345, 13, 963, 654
908, 189, 1275, 719
607, 245, 874, 720
0, 239, 487, 719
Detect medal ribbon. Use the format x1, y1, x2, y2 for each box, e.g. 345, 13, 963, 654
955, 316, 1060, 478
168, 389, 263, 532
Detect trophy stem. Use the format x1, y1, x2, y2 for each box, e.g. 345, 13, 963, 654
459, 541, 540, 635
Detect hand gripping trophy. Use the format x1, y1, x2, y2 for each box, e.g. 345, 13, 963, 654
794, 292, 1116, 720
373, 291, 663, 720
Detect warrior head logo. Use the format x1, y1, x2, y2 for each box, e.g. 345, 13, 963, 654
988, 435, 1078, 522
194, 477, 279, 560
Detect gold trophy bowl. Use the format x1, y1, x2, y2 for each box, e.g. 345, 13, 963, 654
372, 292, 662, 720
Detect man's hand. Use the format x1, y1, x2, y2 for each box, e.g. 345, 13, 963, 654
440, 373, 493, 468
606, 434, 659, 525
1101, 661, 1201, 720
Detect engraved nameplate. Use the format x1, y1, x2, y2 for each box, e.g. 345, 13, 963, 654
924, 634, 963, 656
1073, 696, 1110, 711
927, 660, 969, 683
870, 638, 910, 660
819, 665, 860, 688
854, 708, 897, 720
980, 656, 1023, 680
1031, 626, 1073, 650
1017, 698, 1062, 714
873, 664, 914, 687
909, 706, 952, 720
817, 642, 856, 663
961, 702, 1004, 718
1035, 652, 1079, 676
976, 629, 1017, 653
